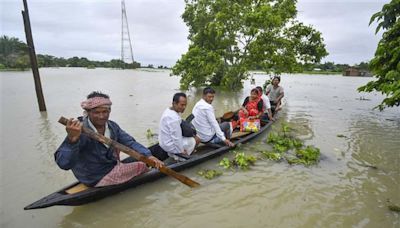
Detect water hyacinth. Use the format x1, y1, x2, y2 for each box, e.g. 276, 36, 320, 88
263, 123, 321, 166
295, 146, 320, 165
197, 169, 223, 180
219, 151, 257, 170
261, 151, 282, 161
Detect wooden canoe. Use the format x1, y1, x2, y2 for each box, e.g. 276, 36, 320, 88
24, 113, 278, 210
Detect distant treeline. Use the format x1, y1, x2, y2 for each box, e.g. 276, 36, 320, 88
0, 35, 142, 70
252, 61, 369, 74
1, 35, 366, 72
300, 61, 369, 73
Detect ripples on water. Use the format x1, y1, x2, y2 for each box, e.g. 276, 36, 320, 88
1, 69, 399, 227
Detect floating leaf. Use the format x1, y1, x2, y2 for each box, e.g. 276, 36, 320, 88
146, 129, 155, 138
262, 151, 282, 161
219, 157, 232, 169
197, 169, 223, 179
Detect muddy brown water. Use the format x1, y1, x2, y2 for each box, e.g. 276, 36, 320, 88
1, 68, 399, 227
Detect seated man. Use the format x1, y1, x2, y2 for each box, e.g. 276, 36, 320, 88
256, 86, 274, 122
159, 93, 199, 161
192, 87, 234, 147
265, 76, 284, 113
54, 91, 163, 187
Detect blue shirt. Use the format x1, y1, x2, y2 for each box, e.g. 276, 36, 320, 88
54, 117, 151, 186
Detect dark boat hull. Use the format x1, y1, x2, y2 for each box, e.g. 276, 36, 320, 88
24, 116, 276, 210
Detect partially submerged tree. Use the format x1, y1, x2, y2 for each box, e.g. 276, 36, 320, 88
358, 0, 400, 110
172, 0, 328, 90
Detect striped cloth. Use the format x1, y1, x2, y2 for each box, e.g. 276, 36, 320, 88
95, 161, 149, 187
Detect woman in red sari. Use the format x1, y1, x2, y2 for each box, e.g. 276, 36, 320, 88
239, 88, 264, 120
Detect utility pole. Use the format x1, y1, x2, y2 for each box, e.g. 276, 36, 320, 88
121, 0, 135, 66
21, 0, 46, 112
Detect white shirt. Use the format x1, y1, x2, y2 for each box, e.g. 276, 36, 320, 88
192, 99, 226, 142
88, 118, 110, 148
158, 108, 184, 154
261, 94, 271, 110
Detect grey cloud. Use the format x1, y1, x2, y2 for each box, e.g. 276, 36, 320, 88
1, 0, 387, 66
297, 0, 385, 64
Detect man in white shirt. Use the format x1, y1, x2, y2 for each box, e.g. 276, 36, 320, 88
191, 87, 234, 147
159, 93, 199, 161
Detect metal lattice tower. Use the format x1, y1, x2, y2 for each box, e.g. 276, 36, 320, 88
121, 0, 134, 64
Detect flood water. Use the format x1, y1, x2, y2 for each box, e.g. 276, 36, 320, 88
1, 68, 399, 227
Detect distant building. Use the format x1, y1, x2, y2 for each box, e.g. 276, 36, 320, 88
343, 67, 372, 77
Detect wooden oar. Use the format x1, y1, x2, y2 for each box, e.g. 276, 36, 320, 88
58, 116, 200, 188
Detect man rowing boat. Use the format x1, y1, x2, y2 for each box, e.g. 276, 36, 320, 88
54, 91, 163, 187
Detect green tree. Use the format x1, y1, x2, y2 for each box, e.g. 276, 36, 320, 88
356, 61, 369, 71
109, 59, 124, 68
15, 55, 30, 70
172, 0, 328, 90
358, 0, 400, 110
0, 35, 29, 68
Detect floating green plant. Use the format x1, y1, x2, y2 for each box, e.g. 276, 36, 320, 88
197, 169, 223, 179
234, 152, 257, 170
146, 129, 155, 138
336, 134, 349, 139
292, 138, 304, 149
295, 146, 320, 165
262, 151, 282, 161
388, 204, 400, 212
264, 122, 321, 166
219, 152, 257, 170
281, 123, 291, 136
219, 158, 232, 169
267, 132, 280, 144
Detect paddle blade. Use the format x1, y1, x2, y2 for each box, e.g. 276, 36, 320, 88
159, 166, 200, 187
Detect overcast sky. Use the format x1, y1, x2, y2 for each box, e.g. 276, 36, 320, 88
1, 0, 386, 66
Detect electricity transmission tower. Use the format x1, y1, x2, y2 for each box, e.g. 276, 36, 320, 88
121, 0, 134, 65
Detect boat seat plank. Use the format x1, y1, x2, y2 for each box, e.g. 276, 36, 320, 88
231, 131, 251, 139
65, 183, 90, 194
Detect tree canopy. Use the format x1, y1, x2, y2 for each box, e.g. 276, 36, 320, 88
358, 0, 400, 110
172, 0, 328, 90
0, 35, 30, 70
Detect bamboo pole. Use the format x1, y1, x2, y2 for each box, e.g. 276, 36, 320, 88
22, 0, 47, 112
